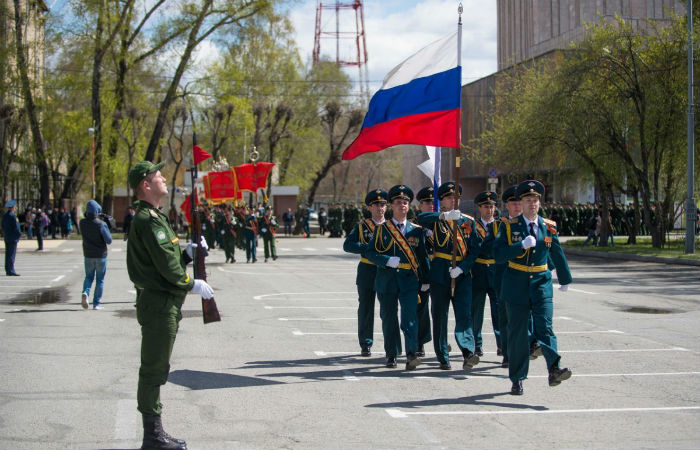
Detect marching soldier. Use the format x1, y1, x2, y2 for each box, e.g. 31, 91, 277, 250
126, 161, 214, 450
259, 206, 278, 262
222, 206, 237, 263
366, 185, 429, 370
416, 182, 482, 371
471, 191, 501, 357
342, 188, 396, 357
414, 186, 436, 357
243, 206, 258, 263
494, 180, 573, 395
495, 185, 519, 368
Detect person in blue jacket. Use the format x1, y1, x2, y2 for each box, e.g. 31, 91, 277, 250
494, 180, 573, 395
2, 200, 22, 276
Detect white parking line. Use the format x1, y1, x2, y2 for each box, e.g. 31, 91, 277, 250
254, 291, 354, 300
386, 406, 700, 418
326, 247, 342, 251
302, 247, 316, 251
265, 306, 355, 309
52, 275, 65, 282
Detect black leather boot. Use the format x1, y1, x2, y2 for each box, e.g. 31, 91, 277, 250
141, 414, 187, 450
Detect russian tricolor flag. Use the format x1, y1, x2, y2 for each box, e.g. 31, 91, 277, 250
342, 32, 461, 161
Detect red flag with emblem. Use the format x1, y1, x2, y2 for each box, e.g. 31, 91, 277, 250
233, 162, 275, 192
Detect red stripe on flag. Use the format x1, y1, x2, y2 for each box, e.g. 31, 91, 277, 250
341, 109, 460, 161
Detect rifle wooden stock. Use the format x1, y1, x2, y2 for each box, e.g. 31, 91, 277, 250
191, 207, 221, 324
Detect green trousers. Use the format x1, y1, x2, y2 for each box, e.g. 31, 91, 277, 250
136, 289, 184, 416
262, 234, 276, 259
417, 289, 432, 346
430, 279, 475, 364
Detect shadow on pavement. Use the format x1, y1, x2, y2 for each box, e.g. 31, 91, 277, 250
365, 392, 549, 411
168, 369, 285, 390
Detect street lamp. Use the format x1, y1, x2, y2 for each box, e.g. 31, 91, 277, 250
88, 126, 95, 199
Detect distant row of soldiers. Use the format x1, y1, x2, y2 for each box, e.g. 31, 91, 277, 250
196, 203, 278, 263
343, 180, 574, 395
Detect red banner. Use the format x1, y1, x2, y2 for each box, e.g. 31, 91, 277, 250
203, 170, 240, 203
179, 190, 199, 223
233, 162, 275, 192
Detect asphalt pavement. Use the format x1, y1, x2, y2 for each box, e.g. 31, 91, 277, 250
0, 236, 698, 450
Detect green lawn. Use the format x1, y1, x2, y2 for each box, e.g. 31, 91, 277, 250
563, 236, 700, 261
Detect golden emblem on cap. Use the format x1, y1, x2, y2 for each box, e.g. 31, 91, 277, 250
376, 189, 381, 194
399, 185, 405, 189
528, 182, 535, 187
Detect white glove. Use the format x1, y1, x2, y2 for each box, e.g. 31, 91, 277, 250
449, 266, 463, 279
420, 283, 430, 292
185, 243, 197, 259
191, 279, 214, 299
425, 229, 433, 237
521, 235, 536, 249
386, 256, 400, 268
199, 235, 208, 251
442, 209, 461, 221
261, 228, 267, 233
559, 284, 569, 292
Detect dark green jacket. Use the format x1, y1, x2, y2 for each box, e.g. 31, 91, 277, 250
127, 201, 193, 303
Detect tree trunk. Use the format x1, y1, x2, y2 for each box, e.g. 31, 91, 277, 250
12, 0, 49, 207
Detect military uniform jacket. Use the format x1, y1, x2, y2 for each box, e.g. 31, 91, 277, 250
258, 215, 277, 238
365, 220, 429, 294
343, 218, 379, 288
126, 201, 194, 304
416, 212, 482, 286
472, 219, 499, 290
244, 214, 258, 237
493, 215, 572, 303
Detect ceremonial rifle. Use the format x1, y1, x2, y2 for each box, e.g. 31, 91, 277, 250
190, 133, 221, 324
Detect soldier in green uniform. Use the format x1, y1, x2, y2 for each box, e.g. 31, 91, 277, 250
343, 188, 395, 357
126, 161, 214, 450
366, 185, 429, 370
259, 206, 278, 262
416, 182, 482, 371
471, 191, 501, 357
414, 186, 435, 357
494, 179, 573, 395
214, 206, 226, 249
243, 206, 258, 263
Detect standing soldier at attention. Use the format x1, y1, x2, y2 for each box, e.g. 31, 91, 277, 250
494, 179, 573, 395
416, 182, 482, 371
471, 191, 501, 357
343, 188, 393, 357
366, 185, 429, 370
414, 186, 436, 357
126, 161, 214, 450
259, 205, 278, 262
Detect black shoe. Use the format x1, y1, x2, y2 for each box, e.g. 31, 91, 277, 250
252, 258, 257, 263
462, 351, 480, 370
447, 344, 452, 352
272, 256, 278, 260
360, 348, 371, 357
265, 258, 268, 262
7, 273, 19, 276
501, 356, 509, 368
497, 347, 502, 356
475, 346, 483, 357
439, 361, 452, 370
510, 380, 523, 395
529, 342, 542, 360
386, 357, 397, 368
405, 354, 422, 370
141, 414, 186, 450
548, 366, 572, 386
416, 344, 425, 357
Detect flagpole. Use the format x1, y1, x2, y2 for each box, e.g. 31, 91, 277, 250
191, 132, 199, 278
450, 3, 463, 297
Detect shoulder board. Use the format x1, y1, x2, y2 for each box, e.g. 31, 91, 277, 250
543, 218, 557, 227
461, 213, 474, 221
149, 209, 159, 218
411, 222, 423, 229
508, 218, 519, 224
500, 217, 509, 222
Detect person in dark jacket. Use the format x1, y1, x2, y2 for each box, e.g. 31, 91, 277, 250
34, 209, 47, 250
79, 200, 113, 309
2, 200, 22, 276
123, 205, 135, 241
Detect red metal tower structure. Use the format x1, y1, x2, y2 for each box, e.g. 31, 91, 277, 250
313, 0, 370, 103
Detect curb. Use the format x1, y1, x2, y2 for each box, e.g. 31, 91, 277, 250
564, 248, 700, 267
